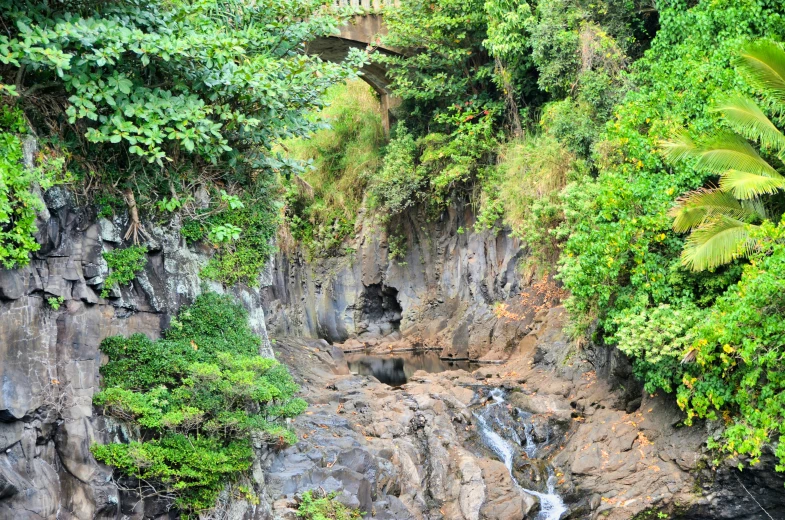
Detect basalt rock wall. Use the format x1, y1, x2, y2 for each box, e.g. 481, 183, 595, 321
0, 152, 274, 519
262, 203, 560, 362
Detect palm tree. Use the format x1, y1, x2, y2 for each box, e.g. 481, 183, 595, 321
662, 40, 785, 271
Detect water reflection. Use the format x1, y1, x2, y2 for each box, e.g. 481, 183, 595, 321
345, 350, 477, 386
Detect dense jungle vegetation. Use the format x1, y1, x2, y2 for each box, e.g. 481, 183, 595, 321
93, 292, 307, 514
2, 0, 785, 512
282, 0, 785, 480
0, 0, 355, 515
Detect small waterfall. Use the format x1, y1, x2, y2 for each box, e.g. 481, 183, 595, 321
515, 409, 539, 458
474, 388, 567, 520
475, 412, 516, 473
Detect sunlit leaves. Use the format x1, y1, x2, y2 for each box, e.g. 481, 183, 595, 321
0, 0, 358, 167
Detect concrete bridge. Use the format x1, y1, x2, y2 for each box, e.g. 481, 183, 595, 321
308, 1, 401, 133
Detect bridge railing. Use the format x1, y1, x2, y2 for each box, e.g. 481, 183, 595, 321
333, 0, 399, 10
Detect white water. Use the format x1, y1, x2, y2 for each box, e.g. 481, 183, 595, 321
474, 389, 567, 520
515, 409, 539, 458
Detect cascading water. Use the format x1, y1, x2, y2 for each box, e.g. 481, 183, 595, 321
515, 409, 539, 458
474, 388, 567, 520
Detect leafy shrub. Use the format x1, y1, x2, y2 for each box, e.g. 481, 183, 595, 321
0, 105, 61, 268
283, 80, 384, 257
676, 219, 785, 470
201, 180, 280, 287
557, 0, 785, 336
493, 134, 581, 270
0, 0, 356, 167
367, 125, 424, 215
92, 292, 306, 516
388, 232, 407, 264
0, 0, 360, 272
296, 491, 363, 520
377, 0, 497, 110
612, 303, 704, 393
418, 103, 501, 205
101, 245, 148, 297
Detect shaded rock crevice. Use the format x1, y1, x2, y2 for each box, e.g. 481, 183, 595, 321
0, 183, 277, 519
263, 202, 559, 363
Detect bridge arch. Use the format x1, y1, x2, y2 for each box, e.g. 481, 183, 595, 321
308, 2, 401, 134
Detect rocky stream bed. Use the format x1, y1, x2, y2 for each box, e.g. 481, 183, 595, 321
262, 306, 785, 520
1, 186, 784, 519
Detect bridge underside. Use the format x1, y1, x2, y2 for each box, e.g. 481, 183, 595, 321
307, 14, 400, 134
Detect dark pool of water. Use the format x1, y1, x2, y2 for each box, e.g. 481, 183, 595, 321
345, 350, 478, 386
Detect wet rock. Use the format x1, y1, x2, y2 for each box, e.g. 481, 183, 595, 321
0, 270, 24, 300
0, 422, 23, 452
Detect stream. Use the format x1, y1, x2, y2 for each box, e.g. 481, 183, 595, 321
474, 388, 567, 520
345, 350, 478, 386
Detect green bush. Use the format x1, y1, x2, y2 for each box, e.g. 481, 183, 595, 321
0, 105, 63, 268
677, 219, 785, 470
283, 80, 384, 257
367, 125, 424, 215
492, 134, 582, 270
92, 292, 306, 517
101, 245, 148, 297
0, 0, 359, 275
200, 179, 280, 287
296, 491, 363, 520
557, 0, 785, 336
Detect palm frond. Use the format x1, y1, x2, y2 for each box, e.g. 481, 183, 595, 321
670, 188, 752, 232
660, 132, 697, 165
719, 169, 785, 199
681, 215, 758, 271
712, 94, 785, 153
741, 198, 769, 221
661, 131, 779, 177
694, 132, 780, 178
735, 40, 785, 112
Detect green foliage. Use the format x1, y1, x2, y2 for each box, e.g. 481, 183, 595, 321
93, 292, 306, 516
378, 0, 496, 111
200, 179, 280, 287
663, 40, 785, 271
283, 80, 384, 257
674, 219, 785, 470
492, 134, 582, 270
527, 0, 648, 97
208, 223, 242, 244
94, 191, 125, 219
419, 103, 501, 203
367, 125, 424, 215
101, 245, 147, 297
388, 232, 407, 264
0, 105, 62, 268
47, 295, 64, 310
369, 0, 647, 220
557, 0, 785, 336
0, 0, 360, 281
296, 491, 363, 520
92, 435, 254, 514
0, 0, 358, 167
612, 302, 704, 393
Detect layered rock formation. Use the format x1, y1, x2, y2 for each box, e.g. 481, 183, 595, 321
0, 177, 272, 518
1, 174, 784, 519
263, 204, 562, 363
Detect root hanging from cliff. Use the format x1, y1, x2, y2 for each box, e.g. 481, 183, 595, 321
123, 188, 151, 244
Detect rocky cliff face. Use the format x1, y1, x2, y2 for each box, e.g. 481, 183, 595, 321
1, 175, 784, 520
0, 176, 273, 518
262, 203, 562, 363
